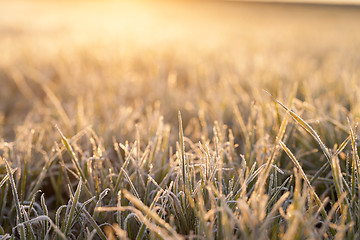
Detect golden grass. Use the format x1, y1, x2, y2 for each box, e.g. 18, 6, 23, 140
0, 1, 360, 239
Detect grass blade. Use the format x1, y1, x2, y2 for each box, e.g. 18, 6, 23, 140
56, 126, 87, 183
178, 111, 188, 196
269, 93, 345, 211
266, 91, 332, 164
3, 158, 23, 224
113, 144, 135, 197
64, 178, 82, 236
279, 141, 329, 220
122, 189, 183, 239
79, 204, 107, 240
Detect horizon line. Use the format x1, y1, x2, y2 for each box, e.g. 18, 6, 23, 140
226, 0, 360, 6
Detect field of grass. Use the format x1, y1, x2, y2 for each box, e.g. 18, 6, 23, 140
1, 1, 360, 239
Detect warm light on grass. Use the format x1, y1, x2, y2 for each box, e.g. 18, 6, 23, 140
0, 0, 359, 239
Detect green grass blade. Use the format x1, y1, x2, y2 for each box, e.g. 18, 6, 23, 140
335, 135, 350, 156
0, 167, 16, 189
3, 158, 23, 224
56, 126, 87, 183
113, 143, 135, 197
21, 206, 36, 240
79, 205, 107, 240
41, 193, 49, 238
64, 178, 82, 236
178, 111, 187, 195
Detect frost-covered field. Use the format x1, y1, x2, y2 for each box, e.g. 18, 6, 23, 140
0, 1, 360, 239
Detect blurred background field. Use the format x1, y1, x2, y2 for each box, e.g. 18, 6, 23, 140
1, 1, 360, 141
1, 1, 360, 239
